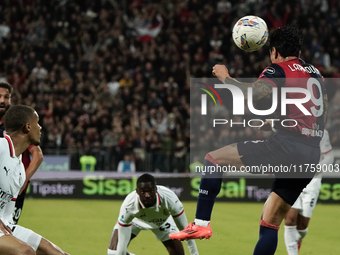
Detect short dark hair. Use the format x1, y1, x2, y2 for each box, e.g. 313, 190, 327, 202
4, 105, 35, 132
137, 174, 156, 185
0, 82, 13, 94
269, 25, 303, 58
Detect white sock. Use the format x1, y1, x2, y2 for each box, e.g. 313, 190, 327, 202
107, 249, 116, 255
284, 225, 300, 255
297, 228, 308, 243
194, 219, 210, 227
108, 249, 135, 255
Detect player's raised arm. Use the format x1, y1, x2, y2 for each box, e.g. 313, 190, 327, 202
26, 145, 43, 180
19, 145, 43, 195
212, 64, 274, 100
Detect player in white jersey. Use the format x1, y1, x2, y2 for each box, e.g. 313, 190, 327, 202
0, 105, 69, 255
284, 129, 334, 254
108, 174, 199, 255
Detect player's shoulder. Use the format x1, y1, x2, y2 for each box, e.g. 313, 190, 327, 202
157, 185, 180, 203
298, 59, 323, 79
259, 63, 286, 79
121, 190, 138, 209
157, 185, 176, 196
0, 137, 9, 154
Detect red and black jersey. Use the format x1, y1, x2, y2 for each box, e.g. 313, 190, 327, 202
258, 58, 326, 145
22, 145, 34, 169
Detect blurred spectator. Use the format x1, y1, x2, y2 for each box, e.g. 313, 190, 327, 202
147, 91, 163, 109
102, 129, 120, 171
163, 76, 179, 93
173, 133, 188, 173
161, 130, 174, 173
117, 153, 136, 173
149, 133, 162, 172
119, 71, 134, 87
0, 21, 10, 43
67, 137, 81, 170
314, 46, 331, 70
31, 61, 48, 80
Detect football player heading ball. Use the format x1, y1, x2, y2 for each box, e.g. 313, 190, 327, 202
170, 24, 327, 255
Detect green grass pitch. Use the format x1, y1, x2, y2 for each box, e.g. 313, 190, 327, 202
19, 199, 339, 255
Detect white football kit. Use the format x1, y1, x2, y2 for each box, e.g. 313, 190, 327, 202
113, 185, 198, 255
292, 130, 333, 217
0, 135, 42, 250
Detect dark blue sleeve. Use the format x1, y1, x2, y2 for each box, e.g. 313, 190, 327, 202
258, 64, 286, 87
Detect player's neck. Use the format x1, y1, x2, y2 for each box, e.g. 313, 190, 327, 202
6, 132, 30, 157
284, 56, 298, 62
273, 56, 298, 63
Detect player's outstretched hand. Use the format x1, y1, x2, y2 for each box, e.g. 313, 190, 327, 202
212, 64, 231, 82
0, 220, 12, 235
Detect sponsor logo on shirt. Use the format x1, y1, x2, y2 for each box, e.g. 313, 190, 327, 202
265, 67, 275, 74
3, 166, 10, 176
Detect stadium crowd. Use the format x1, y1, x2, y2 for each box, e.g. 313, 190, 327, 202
0, 0, 339, 171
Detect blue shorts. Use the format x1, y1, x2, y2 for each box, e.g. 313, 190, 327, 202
237, 130, 320, 205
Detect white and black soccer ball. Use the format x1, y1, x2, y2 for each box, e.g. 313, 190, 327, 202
232, 15, 268, 52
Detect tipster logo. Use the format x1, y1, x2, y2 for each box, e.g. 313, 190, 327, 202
197, 82, 222, 115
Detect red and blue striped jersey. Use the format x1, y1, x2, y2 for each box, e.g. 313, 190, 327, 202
258, 58, 326, 145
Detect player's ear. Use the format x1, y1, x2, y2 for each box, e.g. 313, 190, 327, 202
298, 50, 301, 58
274, 47, 279, 59
22, 122, 30, 134
270, 47, 276, 59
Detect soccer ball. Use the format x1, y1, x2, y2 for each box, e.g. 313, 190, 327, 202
232, 15, 268, 52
